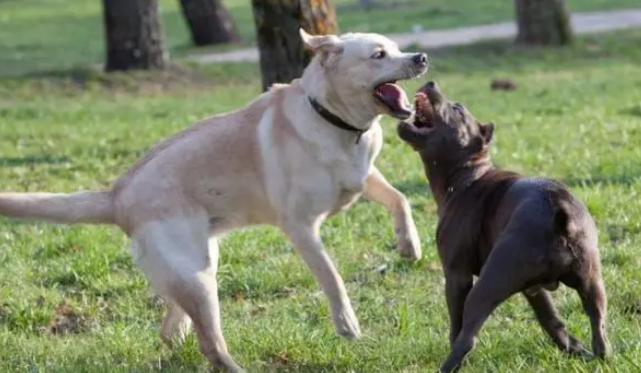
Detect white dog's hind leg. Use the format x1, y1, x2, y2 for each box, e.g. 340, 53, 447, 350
133, 218, 243, 373
364, 167, 422, 260
160, 302, 192, 346
283, 218, 361, 339
160, 236, 219, 345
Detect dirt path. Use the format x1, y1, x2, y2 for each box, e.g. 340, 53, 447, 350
189, 8, 641, 64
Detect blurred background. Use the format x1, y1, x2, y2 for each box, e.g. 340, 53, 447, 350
1, 1, 641, 373
0, 0, 638, 83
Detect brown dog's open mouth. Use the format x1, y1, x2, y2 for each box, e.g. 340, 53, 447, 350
373, 82, 412, 120
413, 92, 435, 129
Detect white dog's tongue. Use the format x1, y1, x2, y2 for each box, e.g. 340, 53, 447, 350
374, 83, 412, 119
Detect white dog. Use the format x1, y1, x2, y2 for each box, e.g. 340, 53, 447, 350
0, 29, 427, 372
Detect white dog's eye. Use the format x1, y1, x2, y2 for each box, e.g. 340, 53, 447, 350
371, 50, 387, 59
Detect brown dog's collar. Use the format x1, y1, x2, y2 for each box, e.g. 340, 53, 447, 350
308, 97, 366, 144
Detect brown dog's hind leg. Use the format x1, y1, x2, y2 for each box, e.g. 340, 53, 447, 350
565, 272, 611, 358
561, 261, 611, 359
580, 278, 610, 358
523, 290, 589, 356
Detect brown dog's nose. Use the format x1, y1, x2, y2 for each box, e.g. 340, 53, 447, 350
424, 81, 440, 92
413, 53, 428, 66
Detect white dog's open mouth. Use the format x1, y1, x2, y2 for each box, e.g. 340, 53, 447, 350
373, 82, 412, 120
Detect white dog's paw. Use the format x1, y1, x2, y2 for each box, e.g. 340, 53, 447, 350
160, 309, 192, 347
211, 352, 246, 373
332, 306, 361, 339
397, 223, 422, 261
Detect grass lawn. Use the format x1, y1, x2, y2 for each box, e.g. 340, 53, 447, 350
1, 0, 640, 77
1, 25, 641, 372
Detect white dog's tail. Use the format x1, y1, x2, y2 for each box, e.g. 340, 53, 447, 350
0, 191, 114, 225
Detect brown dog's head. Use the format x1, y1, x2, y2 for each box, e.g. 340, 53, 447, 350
397, 81, 494, 164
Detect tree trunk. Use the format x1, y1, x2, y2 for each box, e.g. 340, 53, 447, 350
251, 0, 338, 91
179, 0, 240, 46
102, 0, 167, 71
515, 0, 573, 45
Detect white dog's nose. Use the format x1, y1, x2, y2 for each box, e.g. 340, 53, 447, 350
413, 53, 428, 67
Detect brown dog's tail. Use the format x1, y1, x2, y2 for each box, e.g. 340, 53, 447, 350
0, 191, 114, 225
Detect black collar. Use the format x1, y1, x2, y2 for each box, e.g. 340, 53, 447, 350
308, 97, 366, 143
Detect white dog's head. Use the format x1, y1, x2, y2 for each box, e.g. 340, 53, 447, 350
300, 29, 428, 127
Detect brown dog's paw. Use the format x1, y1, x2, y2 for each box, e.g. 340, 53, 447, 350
593, 338, 611, 359
566, 337, 591, 357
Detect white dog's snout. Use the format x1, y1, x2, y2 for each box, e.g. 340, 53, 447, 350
398, 52, 429, 78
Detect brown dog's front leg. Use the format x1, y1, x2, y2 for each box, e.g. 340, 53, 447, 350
445, 271, 473, 347
363, 167, 422, 260
440, 241, 530, 373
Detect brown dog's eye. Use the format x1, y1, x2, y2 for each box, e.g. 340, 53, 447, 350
453, 103, 465, 117
371, 50, 387, 59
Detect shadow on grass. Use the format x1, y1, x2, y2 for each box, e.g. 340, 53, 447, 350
2, 64, 216, 93
563, 173, 641, 188
0, 155, 70, 167
153, 337, 355, 373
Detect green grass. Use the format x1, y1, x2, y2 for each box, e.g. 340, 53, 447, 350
2, 16, 641, 373
1, 0, 640, 77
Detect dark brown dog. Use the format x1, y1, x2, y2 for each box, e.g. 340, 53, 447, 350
398, 82, 610, 372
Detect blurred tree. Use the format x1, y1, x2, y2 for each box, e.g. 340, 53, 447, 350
515, 0, 573, 45
178, 0, 240, 46
102, 0, 167, 71
251, 0, 338, 91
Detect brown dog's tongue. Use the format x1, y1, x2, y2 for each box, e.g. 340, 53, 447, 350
374, 83, 412, 119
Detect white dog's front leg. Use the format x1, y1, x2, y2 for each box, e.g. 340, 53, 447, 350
364, 167, 422, 260
282, 219, 361, 339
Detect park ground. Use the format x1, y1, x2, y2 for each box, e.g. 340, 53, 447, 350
1, 0, 641, 372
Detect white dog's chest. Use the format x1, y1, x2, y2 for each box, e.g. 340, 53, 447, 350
327, 161, 369, 215
330, 187, 363, 215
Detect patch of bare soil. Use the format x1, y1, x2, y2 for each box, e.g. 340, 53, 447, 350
47, 301, 95, 335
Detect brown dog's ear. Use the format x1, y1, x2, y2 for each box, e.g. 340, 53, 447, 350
480, 122, 494, 144
299, 28, 343, 68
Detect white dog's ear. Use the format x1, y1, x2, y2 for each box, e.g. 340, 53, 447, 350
299, 28, 343, 68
